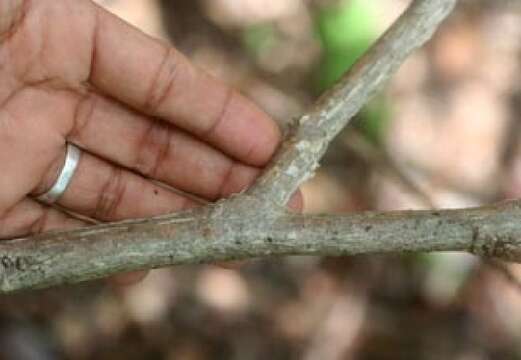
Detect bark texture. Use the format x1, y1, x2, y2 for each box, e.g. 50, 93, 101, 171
3, 0, 506, 294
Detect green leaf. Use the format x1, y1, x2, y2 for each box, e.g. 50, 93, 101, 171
315, 0, 378, 91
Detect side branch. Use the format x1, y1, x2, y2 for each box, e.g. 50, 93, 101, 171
249, 0, 458, 206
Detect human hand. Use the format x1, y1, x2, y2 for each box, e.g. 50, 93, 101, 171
0, 0, 300, 281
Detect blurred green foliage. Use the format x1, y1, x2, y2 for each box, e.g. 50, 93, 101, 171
243, 24, 276, 58
315, 0, 390, 144
315, 0, 377, 91
241, 0, 391, 144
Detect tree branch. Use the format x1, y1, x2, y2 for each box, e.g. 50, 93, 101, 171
4, 197, 521, 292
249, 0, 457, 205
0, 0, 473, 293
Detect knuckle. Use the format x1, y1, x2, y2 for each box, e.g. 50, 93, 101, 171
134, 120, 171, 178
70, 91, 98, 141
29, 206, 51, 235
143, 46, 180, 114
216, 161, 236, 200
93, 167, 127, 220
201, 88, 233, 139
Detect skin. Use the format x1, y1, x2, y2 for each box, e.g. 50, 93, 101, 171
0, 0, 301, 283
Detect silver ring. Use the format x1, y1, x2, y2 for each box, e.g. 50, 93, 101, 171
37, 143, 81, 204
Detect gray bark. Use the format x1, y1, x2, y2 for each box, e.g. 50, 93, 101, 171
2, 0, 505, 294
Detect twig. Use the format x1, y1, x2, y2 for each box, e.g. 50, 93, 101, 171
248, 0, 458, 205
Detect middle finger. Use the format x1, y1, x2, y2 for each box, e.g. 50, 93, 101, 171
66, 91, 261, 201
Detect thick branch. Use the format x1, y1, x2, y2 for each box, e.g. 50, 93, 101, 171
3, 198, 521, 293
0, 0, 464, 292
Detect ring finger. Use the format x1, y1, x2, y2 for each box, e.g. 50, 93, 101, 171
33, 145, 200, 222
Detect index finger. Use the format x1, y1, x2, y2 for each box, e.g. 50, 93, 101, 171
87, 3, 280, 166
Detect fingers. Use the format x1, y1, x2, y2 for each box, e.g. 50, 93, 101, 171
34, 147, 201, 222
0, 89, 71, 216
87, 3, 280, 166
68, 92, 262, 200
0, 198, 85, 240
1, 84, 267, 224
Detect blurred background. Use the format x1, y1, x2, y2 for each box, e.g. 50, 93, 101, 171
2, 0, 521, 358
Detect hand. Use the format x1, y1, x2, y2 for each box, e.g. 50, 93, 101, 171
0, 0, 298, 281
